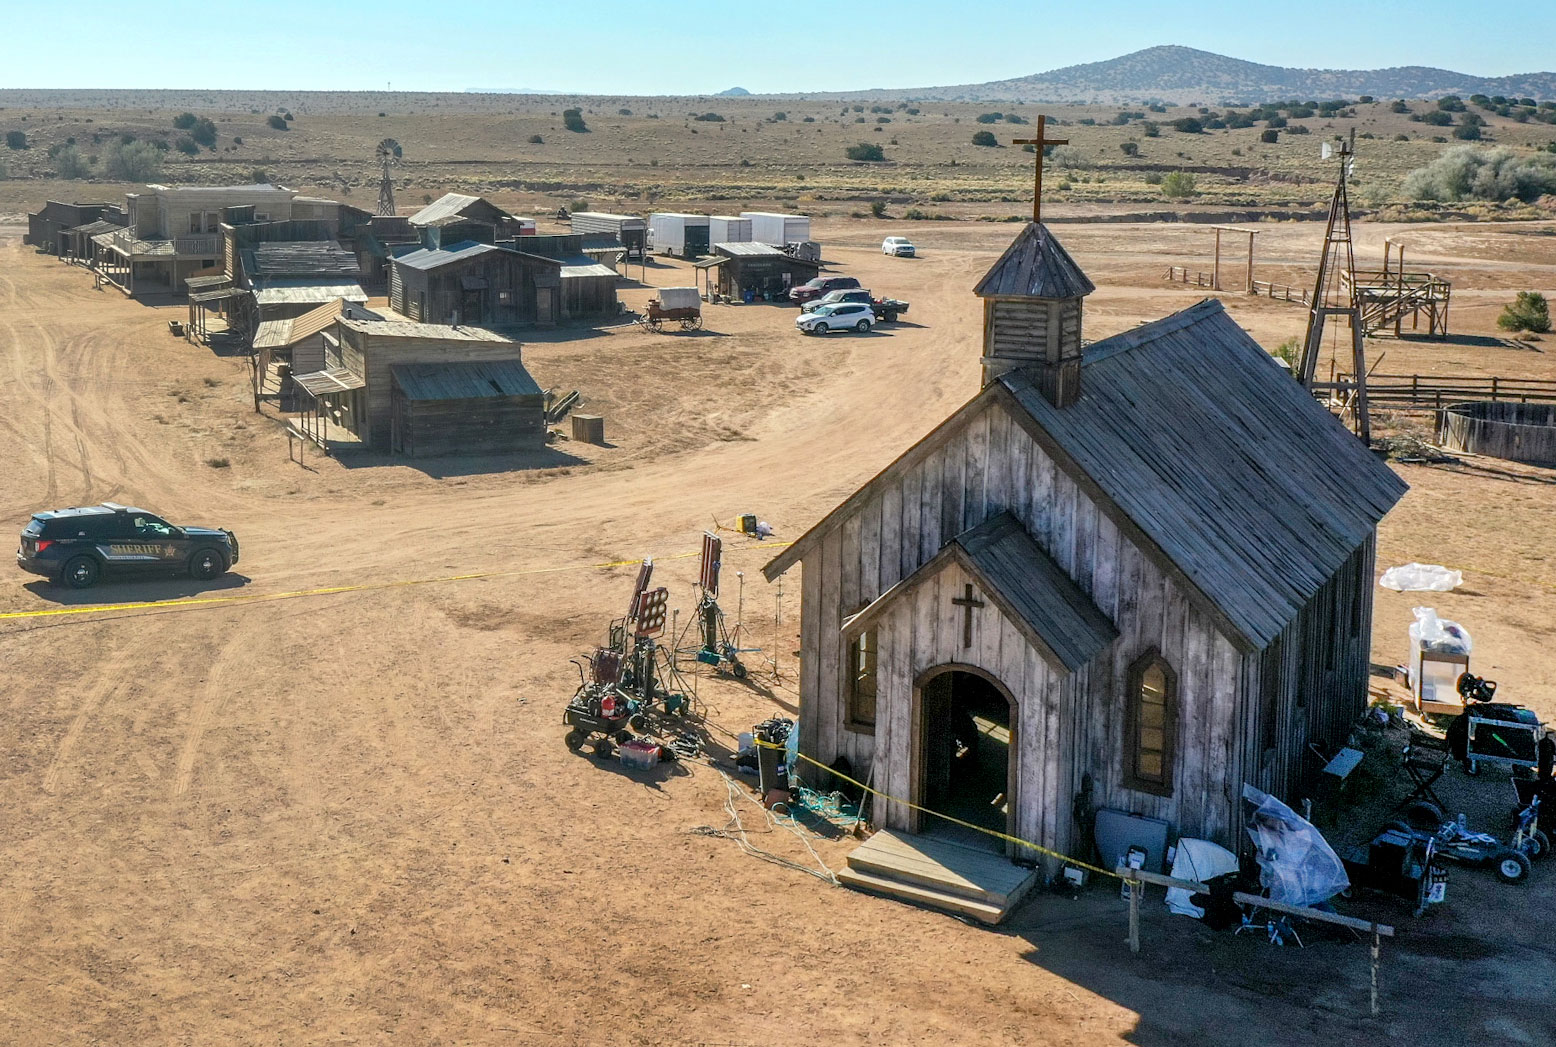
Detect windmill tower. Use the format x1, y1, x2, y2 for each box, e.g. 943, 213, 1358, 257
1298, 129, 1371, 444
374, 138, 402, 218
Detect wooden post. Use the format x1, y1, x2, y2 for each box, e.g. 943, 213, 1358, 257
1245, 230, 1255, 294
1213, 227, 1222, 292
1127, 880, 1141, 954
1370, 931, 1381, 1018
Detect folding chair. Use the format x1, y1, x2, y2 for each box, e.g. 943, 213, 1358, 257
1397, 742, 1446, 813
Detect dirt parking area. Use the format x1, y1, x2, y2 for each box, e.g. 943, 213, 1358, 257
1, 217, 1555, 1045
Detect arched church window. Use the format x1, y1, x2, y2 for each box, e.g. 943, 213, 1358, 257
1124, 649, 1177, 795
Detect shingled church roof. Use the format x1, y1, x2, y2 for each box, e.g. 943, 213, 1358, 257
764, 298, 1407, 650
973, 222, 1095, 299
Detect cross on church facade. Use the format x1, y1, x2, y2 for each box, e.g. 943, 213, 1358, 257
1011, 114, 1068, 223
951, 583, 985, 648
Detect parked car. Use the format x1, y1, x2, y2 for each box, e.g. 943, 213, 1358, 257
17, 502, 240, 590
802, 288, 874, 313
795, 302, 875, 335
789, 275, 861, 305
882, 236, 916, 257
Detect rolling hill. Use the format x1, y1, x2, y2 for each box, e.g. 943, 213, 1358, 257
906, 46, 1556, 104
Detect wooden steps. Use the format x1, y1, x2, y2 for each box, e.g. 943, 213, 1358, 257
839, 829, 1039, 925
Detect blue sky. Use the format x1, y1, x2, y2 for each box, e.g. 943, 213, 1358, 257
7, 0, 1554, 94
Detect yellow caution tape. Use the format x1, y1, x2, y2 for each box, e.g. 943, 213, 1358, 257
0, 540, 792, 622
755, 739, 1124, 881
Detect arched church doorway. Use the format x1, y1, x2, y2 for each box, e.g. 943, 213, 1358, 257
914, 665, 1017, 854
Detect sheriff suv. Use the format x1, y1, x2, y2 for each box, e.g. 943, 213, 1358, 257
17, 503, 240, 590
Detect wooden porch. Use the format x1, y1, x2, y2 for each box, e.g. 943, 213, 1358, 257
837, 829, 1040, 925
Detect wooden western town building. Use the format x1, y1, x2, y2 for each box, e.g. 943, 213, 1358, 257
763, 218, 1407, 921
288, 316, 541, 457
694, 241, 822, 301
389, 236, 620, 327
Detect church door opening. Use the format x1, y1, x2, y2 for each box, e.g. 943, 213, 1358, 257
917, 668, 1015, 854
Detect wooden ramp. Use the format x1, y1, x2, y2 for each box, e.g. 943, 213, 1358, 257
839, 829, 1039, 925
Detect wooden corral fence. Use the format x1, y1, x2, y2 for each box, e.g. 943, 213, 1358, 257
1437, 401, 1556, 466
1317, 373, 1556, 412
1249, 279, 1311, 305
1165, 267, 1310, 305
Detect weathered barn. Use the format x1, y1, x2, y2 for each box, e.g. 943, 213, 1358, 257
389, 238, 620, 326
389, 359, 545, 457
25, 201, 117, 254
390, 242, 530, 326
307, 316, 528, 452
408, 193, 522, 248
763, 221, 1407, 914
696, 242, 822, 300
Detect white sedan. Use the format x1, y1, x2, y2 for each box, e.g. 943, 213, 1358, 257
882, 236, 916, 257
795, 302, 875, 335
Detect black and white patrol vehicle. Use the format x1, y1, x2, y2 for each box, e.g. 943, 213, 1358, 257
17, 503, 240, 589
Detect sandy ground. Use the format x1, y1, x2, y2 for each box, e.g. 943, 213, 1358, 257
2, 217, 1556, 1045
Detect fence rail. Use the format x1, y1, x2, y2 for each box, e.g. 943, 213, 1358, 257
1316, 372, 1556, 411
1165, 267, 1310, 305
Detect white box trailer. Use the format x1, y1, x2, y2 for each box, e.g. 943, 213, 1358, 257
741, 211, 811, 248
708, 215, 752, 244
647, 213, 711, 258
570, 212, 646, 257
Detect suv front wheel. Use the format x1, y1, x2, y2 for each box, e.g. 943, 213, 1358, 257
189, 548, 227, 581
61, 555, 101, 590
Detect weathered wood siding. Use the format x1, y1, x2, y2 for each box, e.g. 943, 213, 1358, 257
1244, 534, 1377, 803
390, 391, 545, 457
800, 397, 1249, 854
335, 326, 525, 450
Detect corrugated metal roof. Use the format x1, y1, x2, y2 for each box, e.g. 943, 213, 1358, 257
973, 222, 1096, 300
253, 299, 347, 349
408, 193, 504, 226
571, 212, 645, 225
292, 367, 366, 397
253, 281, 368, 306
391, 359, 541, 401
393, 241, 504, 271
184, 273, 232, 289
560, 262, 617, 278
338, 315, 515, 342
68, 219, 123, 236
713, 241, 786, 257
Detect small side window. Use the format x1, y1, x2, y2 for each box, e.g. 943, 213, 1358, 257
846, 630, 878, 732
1124, 649, 1177, 796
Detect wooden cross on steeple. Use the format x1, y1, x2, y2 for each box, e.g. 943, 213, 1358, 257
1012, 114, 1068, 224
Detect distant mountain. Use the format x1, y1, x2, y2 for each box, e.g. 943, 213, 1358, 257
906, 46, 1556, 104
465, 87, 565, 95
718, 86, 751, 96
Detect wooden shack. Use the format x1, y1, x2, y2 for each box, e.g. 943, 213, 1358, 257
390, 242, 530, 326
696, 242, 821, 300
321, 316, 526, 451
408, 193, 522, 248
389, 359, 545, 457
762, 221, 1408, 916
25, 201, 117, 254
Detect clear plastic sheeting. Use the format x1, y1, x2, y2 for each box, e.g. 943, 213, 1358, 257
1380, 563, 1463, 592
1165, 838, 1240, 918
1411, 606, 1472, 655
1242, 784, 1350, 908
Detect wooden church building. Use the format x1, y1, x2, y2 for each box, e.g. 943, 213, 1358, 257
762, 218, 1406, 907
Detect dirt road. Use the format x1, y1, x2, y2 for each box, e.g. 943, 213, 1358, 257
2, 219, 1555, 1045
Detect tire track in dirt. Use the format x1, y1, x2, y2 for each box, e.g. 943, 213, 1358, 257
40, 644, 134, 794
173, 631, 255, 798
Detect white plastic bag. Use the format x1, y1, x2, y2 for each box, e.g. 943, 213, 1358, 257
1380, 563, 1462, 592
1242, 784, 1349, 908
1410, 606, 1472, 655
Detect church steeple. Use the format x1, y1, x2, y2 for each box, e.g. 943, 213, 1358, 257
973, 116, 1094, 407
